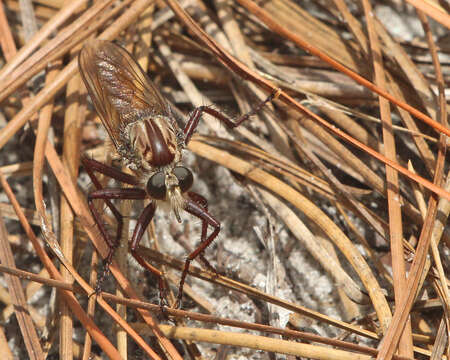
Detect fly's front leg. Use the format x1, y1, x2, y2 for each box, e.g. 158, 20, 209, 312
82, 157, 141, 250
175, 193, 220, 308
128, 202, 168, 307
187, 192, 217, 274
82, 157, 139, 187
183, 88, 281, 145
82, 157, 145, 292
87, 188, 147, 293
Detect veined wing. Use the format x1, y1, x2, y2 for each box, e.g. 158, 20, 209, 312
78, 40, 170, 150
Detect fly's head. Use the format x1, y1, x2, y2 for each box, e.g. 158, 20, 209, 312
146, 166, 194, 222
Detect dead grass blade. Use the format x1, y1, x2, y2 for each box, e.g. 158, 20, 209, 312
59, 66, 84, 360
0, 186, 44, 359
404, 0, 450, 28
362, 0, 412, 354
136, 324, 377, 360
376, 8, 449, 360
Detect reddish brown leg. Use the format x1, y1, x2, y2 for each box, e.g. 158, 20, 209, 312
83, 157, 146, 292
87, 188, 146, 292
175, 192, 220, 308
82, 157, 140, 186
187, 192, 216, 273
128, 202, 168, 306
183, 88, 280, 145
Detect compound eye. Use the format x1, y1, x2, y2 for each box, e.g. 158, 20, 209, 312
173, 166, 193, 193
147, 172, 166, 200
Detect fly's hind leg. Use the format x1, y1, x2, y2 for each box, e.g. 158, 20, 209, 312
183, 88, 280, 145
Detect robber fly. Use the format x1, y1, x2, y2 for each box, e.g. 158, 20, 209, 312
78, 39, 278, 307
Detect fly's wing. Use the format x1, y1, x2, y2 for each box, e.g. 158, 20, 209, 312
78, 39, 170, 150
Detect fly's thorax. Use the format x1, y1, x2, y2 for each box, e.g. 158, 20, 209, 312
126, 115, 181, 171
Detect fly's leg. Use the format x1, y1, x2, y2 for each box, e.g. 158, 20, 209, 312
187, 192, 217, 274
82, 157, 145, 294
183, 88, 280, 145
175, 193, 220, 308
82, 157, 140, 186
128, 202, 168, 308
87, 187, 147, 294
